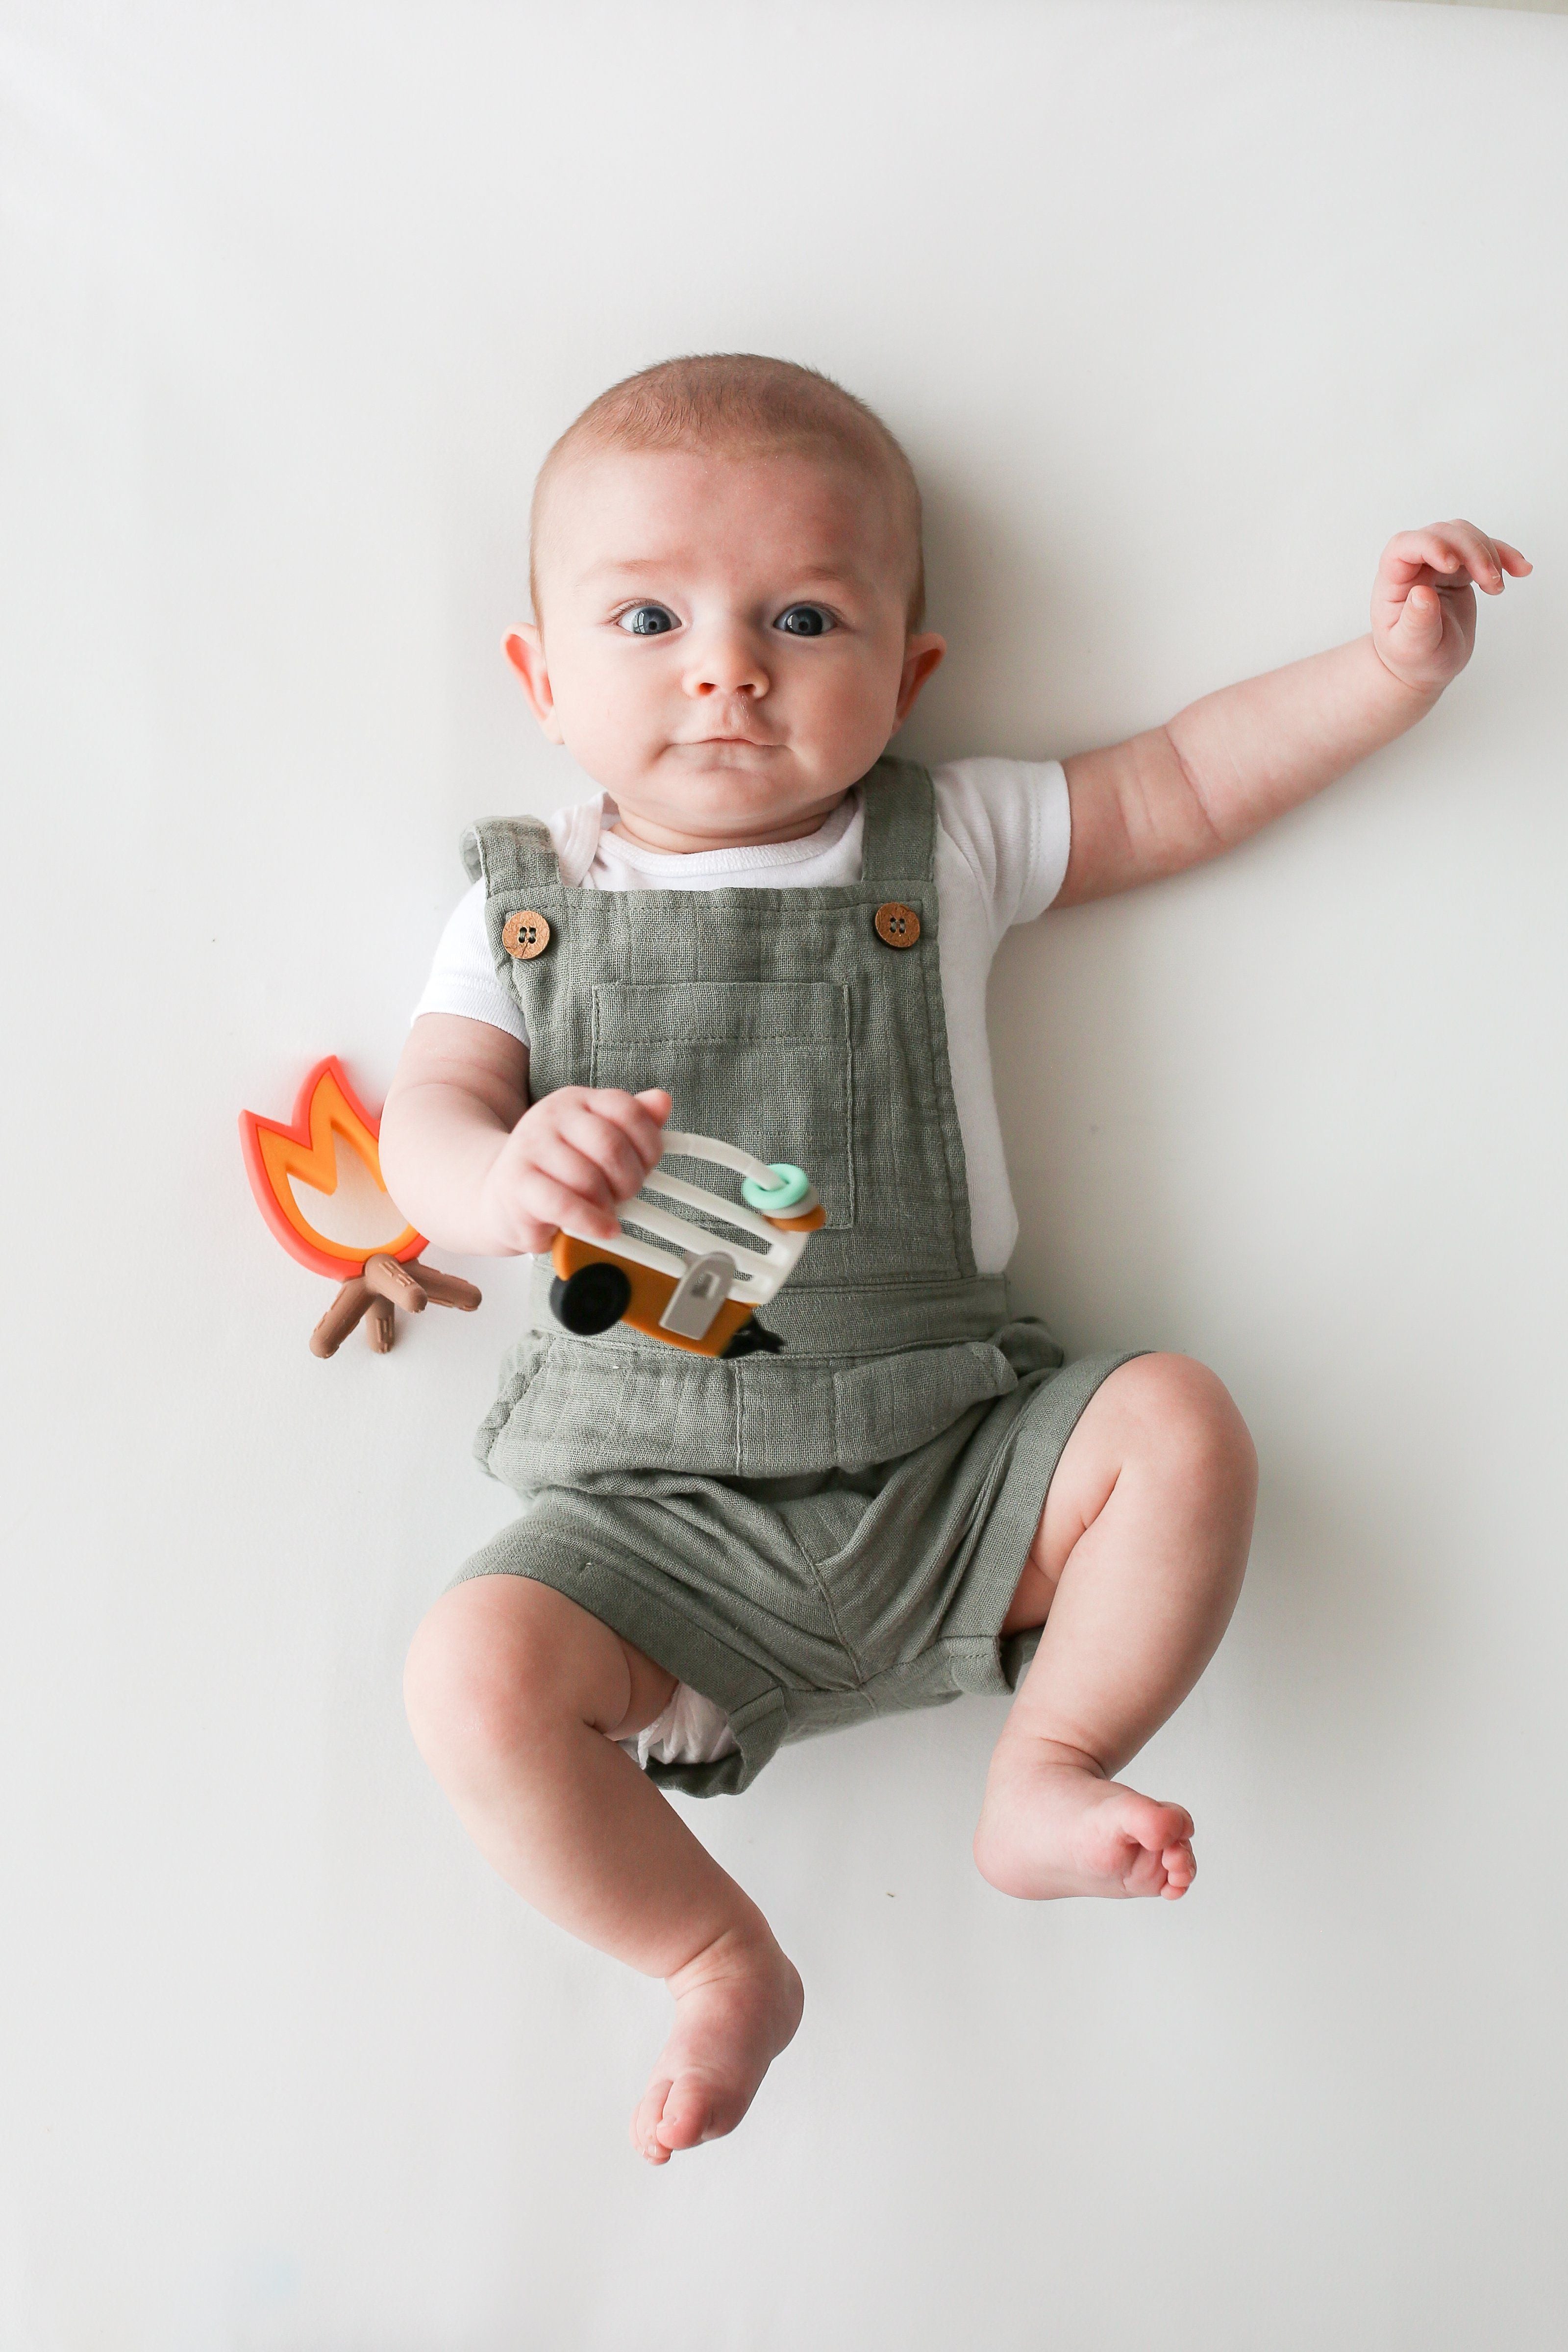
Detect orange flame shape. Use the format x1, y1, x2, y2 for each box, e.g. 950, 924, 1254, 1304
239, 1056, 424, 1280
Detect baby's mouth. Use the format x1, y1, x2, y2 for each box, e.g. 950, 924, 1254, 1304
681, 733, 782, 751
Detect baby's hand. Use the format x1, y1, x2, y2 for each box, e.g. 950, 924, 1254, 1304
1371, 520, 1530, 696
478, 1085, 671, 1255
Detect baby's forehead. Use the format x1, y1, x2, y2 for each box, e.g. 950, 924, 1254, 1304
536, 441, 910, 589
553, 441, 890, 533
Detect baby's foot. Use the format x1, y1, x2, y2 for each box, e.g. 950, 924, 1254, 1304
973, 1745, 1196, 1902
631, 1927, 804, 2166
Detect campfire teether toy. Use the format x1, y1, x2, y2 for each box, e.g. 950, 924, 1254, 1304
549, 1131, 826, 1359
240, 1056, 481, 1357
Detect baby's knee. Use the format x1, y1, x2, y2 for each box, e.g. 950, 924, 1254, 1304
1120, 1352, 1258, 1511
403, 1576, 589, 1774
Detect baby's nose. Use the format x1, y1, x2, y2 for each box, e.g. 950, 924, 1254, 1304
683, 627, 769, 698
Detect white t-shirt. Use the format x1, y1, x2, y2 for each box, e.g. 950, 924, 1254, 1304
413, 757, 1071, 1276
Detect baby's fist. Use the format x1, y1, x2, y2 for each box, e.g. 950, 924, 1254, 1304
479, 1084, 671, 1256
1371, 521, 1530, 696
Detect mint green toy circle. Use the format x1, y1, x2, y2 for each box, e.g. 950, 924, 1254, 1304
742, 1162, 812, 1213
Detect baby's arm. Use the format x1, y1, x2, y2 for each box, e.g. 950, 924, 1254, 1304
1055, 520, 1530, 906
378, 1013, 669, 1256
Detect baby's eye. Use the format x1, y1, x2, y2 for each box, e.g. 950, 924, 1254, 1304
617, 604, 678, 636
773, 605, 834, 638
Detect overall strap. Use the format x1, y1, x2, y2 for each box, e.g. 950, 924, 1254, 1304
460, 815, 562, 895
857, 756, 935, 885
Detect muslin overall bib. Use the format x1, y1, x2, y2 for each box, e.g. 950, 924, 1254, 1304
453, 759, 1134, 1794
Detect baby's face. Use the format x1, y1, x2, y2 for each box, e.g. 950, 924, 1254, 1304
508, 448, 944, 852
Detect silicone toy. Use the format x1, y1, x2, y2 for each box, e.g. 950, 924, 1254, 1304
549, 1131, 827, 1358
240, 1056, 482, 1356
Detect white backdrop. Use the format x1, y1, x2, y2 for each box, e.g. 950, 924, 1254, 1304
3, 4, 1566, 2346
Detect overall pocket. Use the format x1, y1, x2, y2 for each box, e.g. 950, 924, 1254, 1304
590, 980, 855, 1232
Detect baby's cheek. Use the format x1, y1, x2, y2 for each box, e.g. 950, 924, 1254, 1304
559, 698, 663, 795
810, 660, 902, 763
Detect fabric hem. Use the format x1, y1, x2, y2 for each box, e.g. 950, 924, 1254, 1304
944, 1348, 1145, 1694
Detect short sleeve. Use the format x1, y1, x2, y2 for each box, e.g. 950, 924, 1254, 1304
930, 758, 1072, 948
410, 878, 529, 1045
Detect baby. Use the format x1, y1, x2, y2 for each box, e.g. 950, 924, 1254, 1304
379, 354, 1526, 2166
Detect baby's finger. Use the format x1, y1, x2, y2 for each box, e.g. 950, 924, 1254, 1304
1395, 582, 1446, 638
1421, 518, 1520, 592
527, 1131, 626, 1218
1380, 522, 1490, 588
513, 1168, 620, 1244
553, 1102, 656, 1205
1433, 518, 1511, 589
1493, 539, 1532, 577
1379, 527, 1458, 585
585, 1086, 672, 1175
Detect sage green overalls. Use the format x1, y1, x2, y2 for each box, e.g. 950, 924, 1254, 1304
453, 758, 1133, 1795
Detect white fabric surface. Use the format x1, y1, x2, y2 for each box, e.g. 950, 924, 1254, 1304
629, 1684, 739, 1772
414, 757, 1071, 1275
7, 4, 1568, 2344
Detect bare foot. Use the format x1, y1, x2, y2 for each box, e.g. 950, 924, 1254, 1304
973, 1742, 1196, 1902
630, 1927, 804, 2166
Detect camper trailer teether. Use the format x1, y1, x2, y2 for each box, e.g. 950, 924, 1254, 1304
548, 1131, 825, 1359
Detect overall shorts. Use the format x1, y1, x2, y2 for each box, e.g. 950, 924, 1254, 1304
452, 759, 1133, 1794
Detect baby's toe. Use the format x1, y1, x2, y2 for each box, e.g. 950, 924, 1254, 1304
632, 2080, 675, 2165
1121, 1841, 1174, 1896
1161, 1839, 1196, 1898
655, 2076, 714, 2152
1109, 1796, 1196, 1896
1115, 1793, 1188, 1849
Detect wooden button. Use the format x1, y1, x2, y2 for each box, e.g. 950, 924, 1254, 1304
874, 901, 921, 949
501, 910, 551, 961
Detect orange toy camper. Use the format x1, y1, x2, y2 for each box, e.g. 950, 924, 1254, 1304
548, 1131, 825, 1359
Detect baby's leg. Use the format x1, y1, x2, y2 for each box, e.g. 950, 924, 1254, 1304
974, 1354, 1256, 1902
404, 1577, 801, 2162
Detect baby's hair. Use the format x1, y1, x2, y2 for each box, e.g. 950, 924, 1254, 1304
529, 352, 925, 628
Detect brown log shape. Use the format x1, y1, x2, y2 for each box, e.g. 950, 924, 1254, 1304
364, 1255, 429, 1312
310, 1277, 372, 1358
398, 1261, 483, 1310
307, 1256, 483, 1357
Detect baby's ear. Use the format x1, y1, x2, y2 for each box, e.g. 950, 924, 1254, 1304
895, 630, 946, 725
503, 625, 563, 741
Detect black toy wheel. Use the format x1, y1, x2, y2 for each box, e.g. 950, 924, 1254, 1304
549, 1261, 633, 1336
